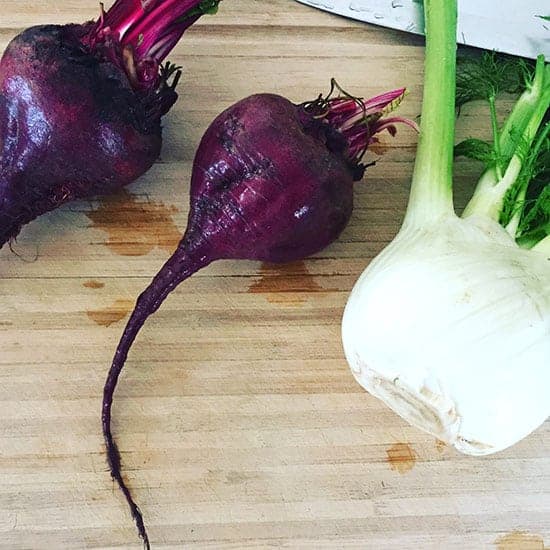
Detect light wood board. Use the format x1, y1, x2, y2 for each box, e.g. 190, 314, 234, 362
0, 1, 548, 548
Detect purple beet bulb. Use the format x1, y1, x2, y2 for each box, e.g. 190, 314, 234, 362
102, 83, 417, 548
0, 0, 221, 247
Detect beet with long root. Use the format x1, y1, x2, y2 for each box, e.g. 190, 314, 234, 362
0, 0, 220, 247
102, 82, 417, 547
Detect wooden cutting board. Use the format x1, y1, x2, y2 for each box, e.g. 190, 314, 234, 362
0, 1, 548, 548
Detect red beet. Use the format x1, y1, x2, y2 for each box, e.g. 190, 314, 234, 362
0, 0, 220, 247
102, 83, 416, 547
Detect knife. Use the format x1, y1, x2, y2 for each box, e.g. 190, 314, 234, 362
295, 0, 550, 59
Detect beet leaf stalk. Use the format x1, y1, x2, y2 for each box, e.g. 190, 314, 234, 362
102, 84, 416, 548
0, 0, 220, 248
85, 0, 220, 98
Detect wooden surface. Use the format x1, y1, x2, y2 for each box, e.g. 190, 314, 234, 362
0, 1, 549, 548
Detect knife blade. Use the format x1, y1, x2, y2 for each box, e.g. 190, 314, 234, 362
295, 0, 550, 59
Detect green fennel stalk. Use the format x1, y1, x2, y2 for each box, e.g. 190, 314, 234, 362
404, 0, 550, 250
405, 0, 457, 226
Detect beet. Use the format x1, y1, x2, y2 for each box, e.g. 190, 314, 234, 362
0, 0, 220, 247
102, 84, 416, 547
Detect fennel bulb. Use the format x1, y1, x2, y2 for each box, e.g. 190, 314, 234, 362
342, 0, 550, 455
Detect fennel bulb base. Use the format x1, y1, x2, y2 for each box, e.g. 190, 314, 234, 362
342, 215, 550, 456
353, 368, 494, 455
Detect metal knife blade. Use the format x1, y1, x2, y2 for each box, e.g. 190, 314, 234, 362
295, 0, 550, 59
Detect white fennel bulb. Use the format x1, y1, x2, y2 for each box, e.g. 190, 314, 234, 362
342, 0, 550, 455
343, 214, 550, 455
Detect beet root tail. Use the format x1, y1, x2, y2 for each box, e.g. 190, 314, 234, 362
102, 240, 212, 548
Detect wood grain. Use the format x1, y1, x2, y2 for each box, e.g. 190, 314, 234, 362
0, 1, 549, 549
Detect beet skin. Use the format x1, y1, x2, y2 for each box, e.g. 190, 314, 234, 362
0, 24, 162, 245
187, 93, 354, 262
